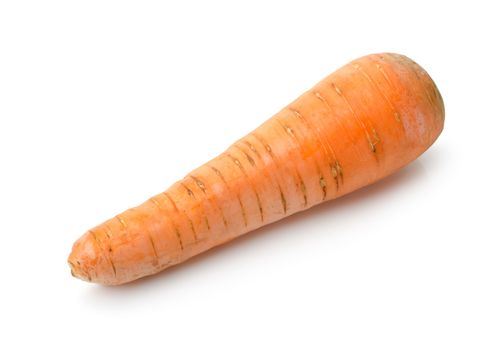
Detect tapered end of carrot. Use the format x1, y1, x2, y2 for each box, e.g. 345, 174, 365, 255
68, 230, 117, 284
68, 217, 166, 285
358, 53, 445, 169
383, 53, 445, 150
68, 232, 97, 283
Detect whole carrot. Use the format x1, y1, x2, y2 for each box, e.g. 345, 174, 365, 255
68, 53, 444, 285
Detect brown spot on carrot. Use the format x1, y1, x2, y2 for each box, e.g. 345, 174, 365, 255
174, 228, 183, 251
221, 215, 230, 231
233, 144, 256, 167
320, 176, 327, 200
369, 135, 379, 153
190, 176, 206, 193
394, 111, 401, 122
370, 129, 381, 153
208, 164, 248, 228
336, 161, 344, 184
280, 191, 287, 214
300, 179, 308, 206
245, 151, 255, 166
331, 161, 344, 189
76, 260, 81, 266
168, 222, 184, 250
181, 182, 196, 199
369, 142, 377, 153
207, 166, 224, 184
204, 216, 210, 230
257, 200, 264, 220
244, 140, 258, 156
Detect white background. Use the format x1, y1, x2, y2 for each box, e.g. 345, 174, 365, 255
1, 1, 489, 349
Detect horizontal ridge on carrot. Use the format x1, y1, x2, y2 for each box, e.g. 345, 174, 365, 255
68, 52, 444, 285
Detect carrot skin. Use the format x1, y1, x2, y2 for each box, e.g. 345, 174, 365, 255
69, 53, 444, 285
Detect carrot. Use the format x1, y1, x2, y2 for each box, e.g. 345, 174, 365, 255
68, 53, 444, 285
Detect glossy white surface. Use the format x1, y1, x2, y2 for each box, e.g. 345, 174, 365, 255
1, 1, 488, 349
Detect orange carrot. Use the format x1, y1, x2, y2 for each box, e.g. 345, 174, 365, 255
68, 53, 444, 285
